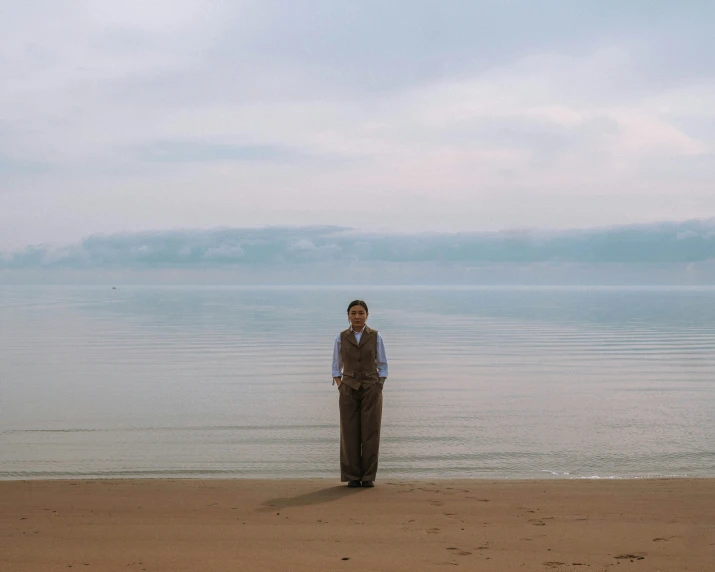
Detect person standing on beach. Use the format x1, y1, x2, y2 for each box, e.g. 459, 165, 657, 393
332, 300, 389, 488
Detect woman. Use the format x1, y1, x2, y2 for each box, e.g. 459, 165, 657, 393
332, 300, 389, 488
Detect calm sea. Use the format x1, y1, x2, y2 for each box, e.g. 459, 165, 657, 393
1, 285, 714, 480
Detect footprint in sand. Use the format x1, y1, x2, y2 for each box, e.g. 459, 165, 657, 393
445, 548, 471, 556
614, 554, 646, 561
429, 500, 445, 507
426, 528, 441, 534
542, 562, 566, 568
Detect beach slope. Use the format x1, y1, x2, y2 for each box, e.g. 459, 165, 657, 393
1, 479, 713, 571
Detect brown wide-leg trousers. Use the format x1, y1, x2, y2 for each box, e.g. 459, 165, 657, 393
338, 382, 383, 482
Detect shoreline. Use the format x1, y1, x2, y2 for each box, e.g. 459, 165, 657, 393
1, 474, 713, 481
2, 478, 713, 571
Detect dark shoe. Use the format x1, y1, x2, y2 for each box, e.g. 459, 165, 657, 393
347, 480, 361, 488
361, 481, 374, 488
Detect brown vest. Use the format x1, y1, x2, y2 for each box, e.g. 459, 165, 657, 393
340, 326, 379, 389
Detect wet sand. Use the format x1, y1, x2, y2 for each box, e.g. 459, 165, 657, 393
1, 479, 713, 571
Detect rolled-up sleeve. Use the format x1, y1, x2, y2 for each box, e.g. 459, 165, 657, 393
331, 334, 342, 381
376, 333, 388, 378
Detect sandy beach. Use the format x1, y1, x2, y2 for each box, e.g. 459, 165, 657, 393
1, 478, 713, 571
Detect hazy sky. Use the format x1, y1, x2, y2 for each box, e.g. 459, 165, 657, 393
2, 1, 714, 248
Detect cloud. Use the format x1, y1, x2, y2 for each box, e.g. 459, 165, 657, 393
2, 220, 715, 269
1, 1, 715, 248
0, 156, 53, 179
138, 142, 303, 163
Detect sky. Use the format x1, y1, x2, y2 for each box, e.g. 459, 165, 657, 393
2, 0, 715, 250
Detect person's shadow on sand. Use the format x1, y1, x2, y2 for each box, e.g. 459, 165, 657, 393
257, 486, 362, 512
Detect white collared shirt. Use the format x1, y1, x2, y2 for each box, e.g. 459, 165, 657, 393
332, 326, 388, 381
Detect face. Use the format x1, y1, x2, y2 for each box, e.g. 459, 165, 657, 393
348, 305, 368, 330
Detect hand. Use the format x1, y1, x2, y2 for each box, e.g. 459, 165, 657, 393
334, 377, 342, 386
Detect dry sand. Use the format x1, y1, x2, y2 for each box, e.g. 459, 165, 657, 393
1, 478, 713, 571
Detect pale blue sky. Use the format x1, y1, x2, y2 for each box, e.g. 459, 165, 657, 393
2, 1, 714, 248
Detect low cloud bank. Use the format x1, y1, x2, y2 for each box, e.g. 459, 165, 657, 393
2, 220, 714, 270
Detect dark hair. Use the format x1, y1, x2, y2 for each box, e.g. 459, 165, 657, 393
347, 300, 369, 314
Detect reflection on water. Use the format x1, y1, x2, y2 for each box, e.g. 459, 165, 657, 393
1, 286, 714, 479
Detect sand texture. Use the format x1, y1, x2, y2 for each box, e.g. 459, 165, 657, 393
1, 479, 714, 571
